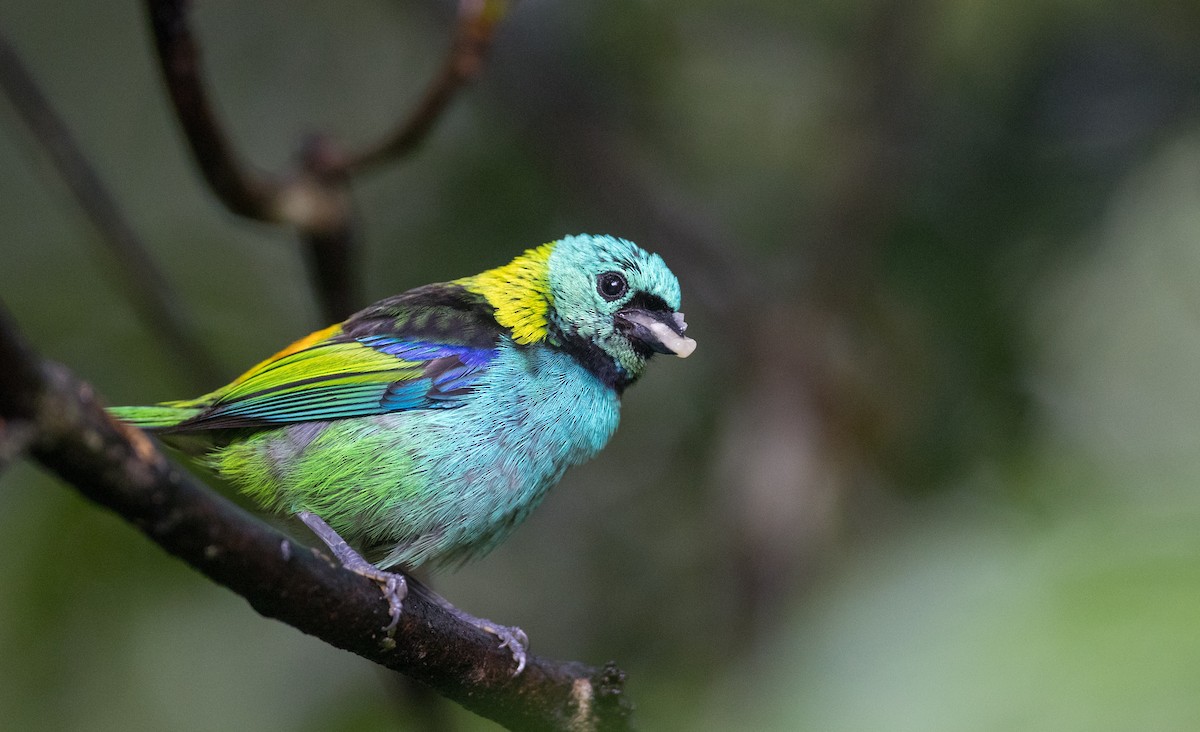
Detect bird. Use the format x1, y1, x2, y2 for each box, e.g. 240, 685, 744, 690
108, 233, 695, 674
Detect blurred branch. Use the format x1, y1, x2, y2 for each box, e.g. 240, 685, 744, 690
0, 300, 634, 732
145, 0, 510, 321
0, 298, 42, 474
343, 0, 509, 174
145, 0, 278, 220
0, 32, 220, 389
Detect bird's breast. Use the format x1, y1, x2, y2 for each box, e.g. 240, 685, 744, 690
367, 342, 621, 567
446, 343, 620, 483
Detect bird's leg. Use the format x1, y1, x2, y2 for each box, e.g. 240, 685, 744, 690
406, 573, 530, 675
296, 513, 527, 672
297, 511, 406, 634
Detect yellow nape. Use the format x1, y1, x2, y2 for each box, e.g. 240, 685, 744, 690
457, 242, 555, 345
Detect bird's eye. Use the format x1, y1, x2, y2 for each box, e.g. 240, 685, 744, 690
596, 271, 629, 301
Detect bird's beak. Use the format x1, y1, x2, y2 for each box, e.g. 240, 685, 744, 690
616, 308, 697, 358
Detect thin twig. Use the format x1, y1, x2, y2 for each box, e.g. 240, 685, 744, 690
144, 0, 359, 321
0, 302, 635, 732
342, 0, 511, 174
0, 32, 221, 389
145, 0, 279, 220
144, 0, 512, 322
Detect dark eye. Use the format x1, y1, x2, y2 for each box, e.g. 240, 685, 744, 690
596, 271, 628, 301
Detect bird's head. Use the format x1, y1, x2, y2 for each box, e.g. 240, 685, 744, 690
545, 234, 695, 387
458, 234, 694, 389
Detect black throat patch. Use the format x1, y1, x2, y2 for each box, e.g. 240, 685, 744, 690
548, 322, 638, 394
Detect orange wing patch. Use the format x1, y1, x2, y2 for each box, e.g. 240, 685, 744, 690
228, 323, 343, 388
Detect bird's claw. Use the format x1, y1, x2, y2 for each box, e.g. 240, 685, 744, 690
297, 511, 408, 636
492, 624, 529, 675
401, 571, 531, 675
377, 574, 405, 635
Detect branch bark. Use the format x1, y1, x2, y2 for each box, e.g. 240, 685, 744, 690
0, 301, 634, 732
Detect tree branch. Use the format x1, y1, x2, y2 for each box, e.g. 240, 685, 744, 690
144, 0, 511, 322
145, 0, 360, 321
0, 31, 220, 389
0, 301, 634, 732
342, 0, 510, 174
144, 0, 280, 220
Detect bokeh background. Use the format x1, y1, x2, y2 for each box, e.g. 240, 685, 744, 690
4, 0, 1200, 729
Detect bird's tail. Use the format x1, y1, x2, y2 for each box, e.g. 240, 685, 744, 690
107, 402, 204, 431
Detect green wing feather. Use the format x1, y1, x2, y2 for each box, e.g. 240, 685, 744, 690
110, 284, 504, 433
183, 338, 430, 429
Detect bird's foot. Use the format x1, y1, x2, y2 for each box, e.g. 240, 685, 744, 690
477, 620, 529, 675
355, 566, 406, 635
298, 511, 407, 635
408, 576, 530, 675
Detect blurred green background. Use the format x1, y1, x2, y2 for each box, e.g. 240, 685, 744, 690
5, 0, 1200, 729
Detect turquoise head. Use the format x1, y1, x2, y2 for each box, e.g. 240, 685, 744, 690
546, 234, 695, 389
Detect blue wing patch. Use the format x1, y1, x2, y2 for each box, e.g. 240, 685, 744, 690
360, 337, 496, 409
